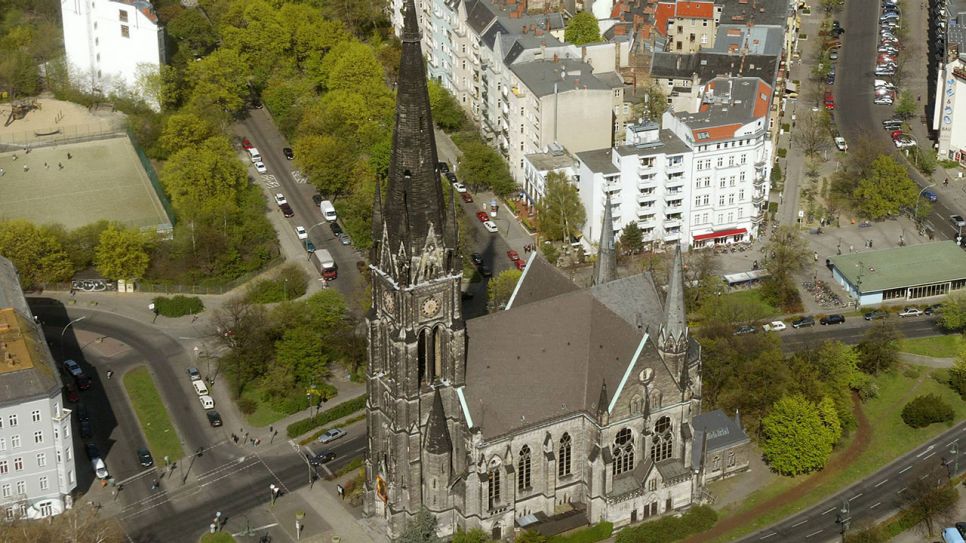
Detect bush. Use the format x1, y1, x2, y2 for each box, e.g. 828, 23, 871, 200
615, 505, 717, 543
548, 522, 613, 543
245, 264, 309, 304
286, 395, 367, 438
237, 397, 257, 415
152, 295, 204, 317
901, 393, 954, 428
777, 148, 788, 158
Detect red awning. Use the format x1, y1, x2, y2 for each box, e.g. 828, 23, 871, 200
692, 228, 748, 242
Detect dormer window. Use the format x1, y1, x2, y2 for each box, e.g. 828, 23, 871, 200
697, 132, 710, 139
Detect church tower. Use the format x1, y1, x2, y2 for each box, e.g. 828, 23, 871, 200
364, 0, 465, 536
657, 246, 689, 387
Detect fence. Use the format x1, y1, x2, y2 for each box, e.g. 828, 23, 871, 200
0, 121, 125, 149
126, 129, 177, 230
134, 255, 284, 295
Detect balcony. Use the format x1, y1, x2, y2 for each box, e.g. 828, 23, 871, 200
752, 192, 765, 205
638, 194, 655, 206
665, 200, 683, 209
638, 177, 657, 190
667, 159, 686, 172
664, 216, 683, 228
638, 161, 656, 172
637, 212, 656, 223
751, 210, 765, 224
753, 175, 767, 188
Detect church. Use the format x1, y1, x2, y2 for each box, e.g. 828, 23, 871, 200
362, 0, 703, 538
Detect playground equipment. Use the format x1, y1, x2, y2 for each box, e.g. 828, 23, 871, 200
4, 100, 39, 127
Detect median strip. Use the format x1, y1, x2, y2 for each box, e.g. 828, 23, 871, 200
122, 366, 184, 463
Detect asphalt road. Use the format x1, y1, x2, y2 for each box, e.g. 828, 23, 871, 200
779, 313, 948, 352
835, 0, 962, 240
739, 422, 966, 542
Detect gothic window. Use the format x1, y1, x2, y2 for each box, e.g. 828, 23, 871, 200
558, 434, 572, 477
712, 455, 721, 471
651, 417, 673, 462
654, 416, 671, 434
612, 428, 634, 476
650, 391, 662, 410
488, 467, 501, 509
630, 395, 642, 414
728, 450, 736, 467
417, 328, 440, 385
518, 446, 532, 490
433, 325, 443, 380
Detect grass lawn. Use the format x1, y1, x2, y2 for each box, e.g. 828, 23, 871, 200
240, 386, 300, 428
899, 334, 964, 358
706, 365, 966, 542
122, 367, 184, 463
722, 289, 781, 318
199, 533, 236, 543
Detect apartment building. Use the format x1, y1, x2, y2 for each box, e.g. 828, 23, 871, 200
650, 51, 779, 112
932, 10, 966, 163
577, 76, 773, 251
0, 256, 76, 520
654, 1, 722, 53
522, 144, 579, 203
61, 0, 164, 108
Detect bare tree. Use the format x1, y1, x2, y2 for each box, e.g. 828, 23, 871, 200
792, 111, 831, 157
901, 478, 957, 537
0, 506, 124, 543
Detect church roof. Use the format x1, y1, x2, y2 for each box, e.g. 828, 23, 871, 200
506, 254, 579, 309
590, 274, 665, 333
424, 388, 453, 454
692, 409, 749, 453
462, 281, 666, 440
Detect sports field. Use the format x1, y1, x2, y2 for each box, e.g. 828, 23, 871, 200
0, 136, 170, 231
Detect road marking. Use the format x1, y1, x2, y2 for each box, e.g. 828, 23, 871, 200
948, 439, 958, 447
916, 445, 935, 458
899, 466, 911, 474
759, 533, 777, 540
255, 454, 290, 493
923, 452, 935, 461
821, 507, 835, 515
849, 493, 863, 501
791, 520, 808, 528
805, 529, 824, 538
920, 474, 930, 480
897, 487, 907, 494
870, 502, 881, 509
874, 479, 888, 487
232, 523, 278, 537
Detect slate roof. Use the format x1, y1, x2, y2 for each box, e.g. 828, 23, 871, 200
425, 388, 453, 454
506, 254, 579, 309
510, 59, 621, 98
691, 409, 749, 468
719, 0, 790, 26
650, 51, 779, 84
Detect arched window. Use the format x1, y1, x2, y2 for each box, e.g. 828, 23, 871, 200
488, 467, 501, 509
651, 417, 673, 462
654, 416, 671, 434
613, 428, 634, 476
417, 329, 438, 385
558, 434, 572, 477
433, 325, 444, 380
518, 446, 532, 490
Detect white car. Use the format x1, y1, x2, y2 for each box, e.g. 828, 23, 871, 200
834, 136, 847, 151
254, 161, 267, 174
894, 135, 916, 149
763, 321, 787, 332
199, 395, 215, 410
317, 428, 346, 443
873, 79, 896, 90
91, 458, 109, 479
63, 359, 83, 377
482, 220, 498, 233
274, 193, 287, 206
453, 183, 467, 193
295, 226, 308, 240
898, 307, 923, 317
192, 380, 209, 396
874, 95, 895, 105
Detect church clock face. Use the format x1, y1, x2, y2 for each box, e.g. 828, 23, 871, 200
382, 291, 395, 313
421, 296, 441, 318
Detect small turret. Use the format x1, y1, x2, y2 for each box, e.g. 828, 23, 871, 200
593, 192, 618, 286
658, 245, 689, 383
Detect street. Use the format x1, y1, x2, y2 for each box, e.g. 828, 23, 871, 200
779, 313, 949, 352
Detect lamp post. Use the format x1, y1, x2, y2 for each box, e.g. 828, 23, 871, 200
60, 316, 87, 357
914, 183, 936, 225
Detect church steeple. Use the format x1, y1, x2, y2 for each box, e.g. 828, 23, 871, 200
375, 0, 455, 286
658, 245, 688, 355
592, 192, 618, 286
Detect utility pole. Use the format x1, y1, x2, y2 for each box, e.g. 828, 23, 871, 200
835, 498, 851, 542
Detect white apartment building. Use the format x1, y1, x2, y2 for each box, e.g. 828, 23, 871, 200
61, 0, 164, 108
577, 77, 773, 251
0, 257, 76, 520
932, 12, 966, 164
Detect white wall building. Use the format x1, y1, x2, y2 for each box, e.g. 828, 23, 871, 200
0, 257, 77, 520
61, 0, 164, 108
932, 13, 966, 164
576, 77, 772, 251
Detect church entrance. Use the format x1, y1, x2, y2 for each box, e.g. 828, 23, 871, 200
631, 509, 638, 523
491, 526, 501, 540
665, 498, 672, 512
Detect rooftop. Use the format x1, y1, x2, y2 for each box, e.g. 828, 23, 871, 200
466, 0, 566, 54
112, 0, 158, 24
616, 127, 693, 157
710, 24, 785, 56
830, 241, 966, 293
691, 409, 749, 459
510, 58, 622, 98
576, 148, 620, 175
719, 0, 790, 27
525, 147, 579, 172
675, 76, 772, 139
651, 51, 779, 83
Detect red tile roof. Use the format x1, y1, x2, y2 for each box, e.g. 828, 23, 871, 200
654, 2, 675, 36
753, 80, 773, 118
675, 1, 715, 19
691, 123, 742, 142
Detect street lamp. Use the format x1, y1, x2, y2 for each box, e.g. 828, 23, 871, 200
914, 183, 936, 225
60, 316, 87, 356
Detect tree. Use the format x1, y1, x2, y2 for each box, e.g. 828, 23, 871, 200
895, 91, 917, 120
619, 223, 643, 254
457, 139, 517, 196
900, 479, 957, 536
398, 508, 441, 543
0, 220, 74, 288
514, 531, 548, 543
791, 110, 830, 157
488, 269, 523, 311
901, 393, 955, 428
452, 529, 493, 543
761, 394, 836, 475
319, 40, 386, 95
817, 395, 843, 444
535, 171, 586, 242
293, 134, 360, 198
564, 12, 601, 45
940, 293, 966, 331
94, 224, 151, 280
159, 136, 248, 218
1, 504, 125, 542
632, 85, 668, 122
157, 112, 220, 157
428, 80, 465, 131
714, 340, 792, 437
947, 349, 966, 398
852, 155, 918, 220
809, 341, 860, 429
166, 7, 218, 58
185, 47, 251, 116
760, 225, 809, 310
275, 327, 328, 385
856, 320, 901, 375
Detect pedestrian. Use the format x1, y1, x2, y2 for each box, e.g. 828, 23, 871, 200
44, 161, 48, 169
945, 178, 950, 187
0, 168, 4, 176
23, 165, 28, 172
255, 438, 261, 446
869, 239, 873, 248
58, 162, 63, 170
106, 370, 113, 380
151, 479, 159, 490
337, 484, 345, 500
813, 251, 818, 261
11, 154, 16, 161
849, 244, 854, 253
67, 152, 72, 160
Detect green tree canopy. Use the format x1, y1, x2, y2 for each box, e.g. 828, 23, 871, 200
0, 220, 74, 288
939, 292, 966, 331
857, 320, 901, 375
398, 508, 441, 543
853, 155, 919, 220
293, 134, 360, 197
619, 223, 643, 254
157, 112, 220, 157
428, 80, 465, 131
451, 529, 493, 543
319, 40, 386, 95
760, 225, 809, 310
488, 269, 523, 311
564, 12, 601, 45
219, 0, 293, 87
895, 91, 917, 120
185, 47, 251, 116
761, 394, 838, 475
457, 138, 517, 197
535, 171, 586, 242
95, 224, 151, 280
165, 7, 218, 58
160, 136, 248, 218
275, 327, 328, 385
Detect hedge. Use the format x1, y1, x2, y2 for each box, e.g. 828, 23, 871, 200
152, 295, 204, 317
615, 505, 717, 543
901, 393, 954, 428
549, 522, 613, 543
286, 395, 367, 438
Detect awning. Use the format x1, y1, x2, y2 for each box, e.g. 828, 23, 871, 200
693, 228, 747, 242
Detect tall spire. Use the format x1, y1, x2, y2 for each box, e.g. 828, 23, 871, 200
376, 0, 452, 285
659, 245, 688, 352
424, 388, 453, 454
592, 192, 618, 285
595, 380, 609, 420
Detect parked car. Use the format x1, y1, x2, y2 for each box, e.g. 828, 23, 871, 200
478, 264, 492, 277
874, 94, 895, 105
317, 428, 346, 444
64, 384, 79, 403
279, 203, 294, 218
470, 253, 484, 266
187, 367, 201, 381
207, 410, 223, 427
791, 316, 815, 328
461, 192, 473, 203
305, 240, 316, 253
330, 222, 343, 236
482, 221, 498, 233
820, 314, 846, 325
951, 214, 966, 228
734, 325, 757, 335
75, 374, 92, 391
63, 359, 83, 377
254, 161, 267, 174
476, 211, 489, 223
507, 250, 520, 261
199, 395, 215, 410
894, 135, 916, 148
834, 136, 848, 151
76, 403, 90, 422
137, 447, 154, 467
84, 442, 100, 460
283, 147, 294, 160
337, 233, 352, 246
453, 183, 467, 193
922, 190, 938, 202
309, 451, 337, 466
312, 194, 323, 206
91, 457, 109, 479
863, 310, 889, 320
445, 172, 458, 184
874, 79, 896, 90
241, 137, 254, 150
899, 307, 923, 317
274, 193, 287, 206
436, 161, 449, 173
924, 304, 943, 315
515, 259, 526, 271
79, 419, 93, 439
824, 91, 835, 110
763, 321, 787, 332
295, 226, 308, 240
192, 380, 209, 396
829, 50, 839, 61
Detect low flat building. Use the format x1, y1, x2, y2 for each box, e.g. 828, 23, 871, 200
829, 241, 966, 306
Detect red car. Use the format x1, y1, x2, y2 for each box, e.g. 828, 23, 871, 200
507, 250, 520, 261
242, 137, 254, 150
823, 91, 835, 110
890, 129, 904, 140
515, 259, 526, 271
63, 384, 79, 402
476, 211, 489, 223
461, 193, 473, 203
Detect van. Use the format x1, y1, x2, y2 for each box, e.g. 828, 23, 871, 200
320, 200, 337, 222
192, 380, 209, 396
247, 148, 261, 163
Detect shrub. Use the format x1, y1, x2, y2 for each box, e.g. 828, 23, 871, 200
237, 397, 257, 415
901, 393, 954, 428
615, 505, 717, 543
548, 522, 613, 543
286, 395, 367, 438
777, 148, 788, 158
245, 264, 308, 304
152, 295, 204, 317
